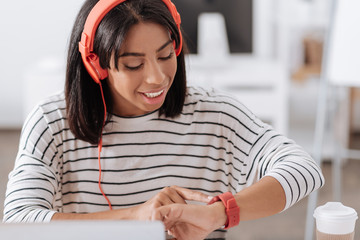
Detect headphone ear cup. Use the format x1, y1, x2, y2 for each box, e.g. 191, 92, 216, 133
173, 40, 176, 52
83, 54, 109, 83
173, 39, 182, 56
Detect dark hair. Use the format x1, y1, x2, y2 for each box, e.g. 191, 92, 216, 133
65, 0, 187, 145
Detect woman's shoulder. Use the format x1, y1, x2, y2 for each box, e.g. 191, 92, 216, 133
35, 91, 66, 116
186, 85, 232, 103
23, 91, 67, 128
185, 86, 252, 114
184, 86, 266, 129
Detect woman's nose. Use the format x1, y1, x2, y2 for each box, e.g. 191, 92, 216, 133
144, 61, 165, 85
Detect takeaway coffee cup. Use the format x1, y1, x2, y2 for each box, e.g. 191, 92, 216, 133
314, 202, 358, 240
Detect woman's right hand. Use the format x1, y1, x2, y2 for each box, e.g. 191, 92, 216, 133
130, 186, 211, 220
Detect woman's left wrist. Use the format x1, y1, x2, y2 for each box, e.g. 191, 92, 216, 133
208, 201, 228, 228
208, 192, 240, 229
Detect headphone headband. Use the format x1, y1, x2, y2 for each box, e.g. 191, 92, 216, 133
79, 0, 183, 83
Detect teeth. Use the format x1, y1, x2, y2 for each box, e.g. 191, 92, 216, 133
144, 90, 164, 98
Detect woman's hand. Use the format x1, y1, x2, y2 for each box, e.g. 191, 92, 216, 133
152, 201, 227, 240
131, 186, 211, 220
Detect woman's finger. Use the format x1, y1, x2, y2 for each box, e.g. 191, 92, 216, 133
158, 187, 186, 205
170, 186, 212, 203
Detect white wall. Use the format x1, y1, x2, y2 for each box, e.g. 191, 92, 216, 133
0, 0, 84, 128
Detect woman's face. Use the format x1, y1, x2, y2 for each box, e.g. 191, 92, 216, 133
107, 22, 177, 117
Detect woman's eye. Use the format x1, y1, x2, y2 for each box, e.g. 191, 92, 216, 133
125, 64, 143, 71
159, 52, 174, 61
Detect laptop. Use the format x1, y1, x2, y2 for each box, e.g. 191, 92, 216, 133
0, 220, 165, 240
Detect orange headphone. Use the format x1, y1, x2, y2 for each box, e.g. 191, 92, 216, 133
79, 0, 183, 84
78, 0, 183, 210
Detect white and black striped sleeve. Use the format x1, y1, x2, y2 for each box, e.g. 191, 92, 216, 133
248, 128, 325, 210
3, 104, 59, 222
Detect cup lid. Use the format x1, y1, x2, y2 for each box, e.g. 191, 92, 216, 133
314, 202, 358, 222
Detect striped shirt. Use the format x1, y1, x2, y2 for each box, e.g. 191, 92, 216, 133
3, 86, 324, 239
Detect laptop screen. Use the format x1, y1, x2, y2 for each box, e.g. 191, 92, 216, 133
0, 220, 165, 240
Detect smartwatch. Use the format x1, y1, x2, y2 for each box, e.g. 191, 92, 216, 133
208, 192, 240, 229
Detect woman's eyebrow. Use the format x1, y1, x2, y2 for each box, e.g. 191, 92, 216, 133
119, 40, 173, 58
119, 52, 145, 58
156, 40, 172, 53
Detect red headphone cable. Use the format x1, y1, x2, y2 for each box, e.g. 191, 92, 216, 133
98, 82, 113, 210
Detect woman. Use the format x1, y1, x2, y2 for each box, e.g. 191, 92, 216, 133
3, 0, 324, 239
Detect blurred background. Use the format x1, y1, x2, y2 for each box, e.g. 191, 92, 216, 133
0, 0, 359, 239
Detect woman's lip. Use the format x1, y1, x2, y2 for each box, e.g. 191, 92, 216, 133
140, 87, 167, 104
143, 90, 164, 98
141, 86, 167, 94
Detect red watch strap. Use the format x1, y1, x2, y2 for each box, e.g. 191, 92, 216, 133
208, 192, 240, 229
